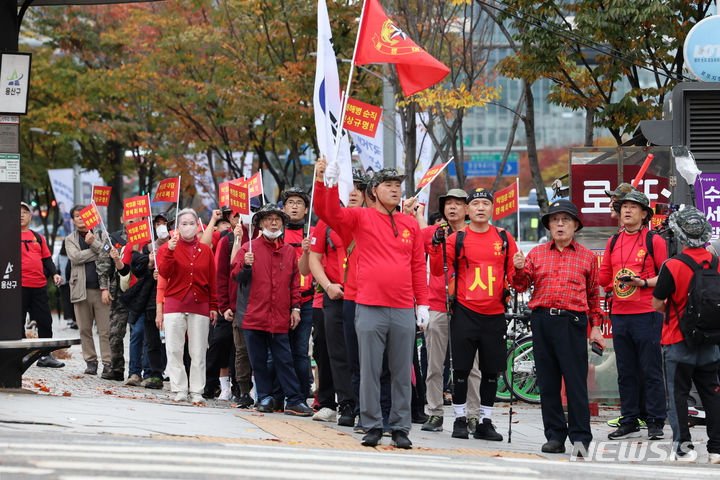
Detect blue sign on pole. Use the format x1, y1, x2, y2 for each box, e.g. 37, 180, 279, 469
684, 16, 720, 82
448, 153, 519, 177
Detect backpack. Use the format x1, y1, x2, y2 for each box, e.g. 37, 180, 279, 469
451, 226, 510, 305
608, 228, 661, 275
670, 253, 720, 347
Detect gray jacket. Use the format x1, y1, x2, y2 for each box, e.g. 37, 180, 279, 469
64, 229, 112, 303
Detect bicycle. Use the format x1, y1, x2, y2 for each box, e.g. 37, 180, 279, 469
502, 310, 541, 404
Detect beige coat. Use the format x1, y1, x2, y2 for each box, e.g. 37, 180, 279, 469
64, 229, 112, 303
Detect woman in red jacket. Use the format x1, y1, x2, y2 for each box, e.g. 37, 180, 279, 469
157, 208, 218, 404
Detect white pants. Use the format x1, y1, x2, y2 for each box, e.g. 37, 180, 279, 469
164, 312, 210, 395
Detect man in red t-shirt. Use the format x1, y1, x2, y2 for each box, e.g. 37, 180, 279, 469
599, 191, 667, 441
429, 188, 518, 441
20, 202, 64, 368
652, 207, 720, 463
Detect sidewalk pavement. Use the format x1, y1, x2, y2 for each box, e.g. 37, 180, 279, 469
2, 316, 714, 463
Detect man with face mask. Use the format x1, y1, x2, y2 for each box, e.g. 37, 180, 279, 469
230, 204, 312, 416
321, 164, 429, 449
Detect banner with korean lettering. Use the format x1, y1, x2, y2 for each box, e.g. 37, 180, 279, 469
343, 98, 382, 138
126, 221, 151, 245
246, 171, 263, 198
79, 204, 101, 230
92, 186, 112, 207
219, 177, 245, 207
123, 195, 151, 220
415, 161, 450, 192
228, 180, 250, 215
153, 177, 180, 203
570, 164, 668, 228
696, 173, 720, 240
493, 182, 519, 220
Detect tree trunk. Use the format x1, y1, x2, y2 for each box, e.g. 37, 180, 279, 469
107, 141, 125, 233
492, 88, 525, 192
584, 107, 595, 147
403, 104, 417, 193
523, 81, 548, 213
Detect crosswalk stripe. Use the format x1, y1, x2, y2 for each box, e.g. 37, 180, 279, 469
500, 456, 720, 476
0, 466, 54, 475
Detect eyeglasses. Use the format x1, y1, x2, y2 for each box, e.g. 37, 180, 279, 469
284, 200, 305, 207
549, 215, 574, 224
263, 216, 282, 224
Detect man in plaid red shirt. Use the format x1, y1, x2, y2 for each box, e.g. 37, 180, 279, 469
512, 199, 605, 456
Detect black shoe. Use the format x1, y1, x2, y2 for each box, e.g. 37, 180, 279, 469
452, 417, 469, 439
473, 418, 503, 441
421, 415, 443, 432
337, 403, 355, 427
391, 430, 412, 449
284, 403, 313, 417
412, 411, 429, 424
84, 361, 98, 375
608, 423, 641, 440
37, 354, 64, 368
202, 386, 220, 400
541, 440, 566, 454
235, 393, 254, 409
68, 321, 78, 330
100, 364, 115, 380
647, 423, 664, 440
257, 397, 274, 413
361, 428, 383, 447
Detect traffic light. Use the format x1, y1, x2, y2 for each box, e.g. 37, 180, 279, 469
30, 200, 37, 207
50, 199, 57, 208
40, 210, 47, 218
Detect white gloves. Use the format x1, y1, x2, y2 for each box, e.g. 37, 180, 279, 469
324, 161, 340, 187
416, 305, 430, 329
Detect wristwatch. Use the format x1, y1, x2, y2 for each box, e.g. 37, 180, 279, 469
643, 279, 648, 288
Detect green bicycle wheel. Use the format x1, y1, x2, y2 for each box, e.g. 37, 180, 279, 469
495, 374, 511, 402
506, 337, 541, 404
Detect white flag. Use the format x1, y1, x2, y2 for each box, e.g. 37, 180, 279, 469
349, 117, 384, 175
313, 0, 353, 205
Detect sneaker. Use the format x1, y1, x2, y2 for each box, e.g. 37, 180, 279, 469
218, 389, 232, 401
84, 361, 98, 375
125, 374, 142, 386
541, 440, 566, 454
361, 428, 382, 447
606, 415, 621, 428
421, 415, 443, 432
452, 417, 469, 439
141, 377, 163, 389
473, 418, 503, 441
191, 394, 205, 404
709, 453, 720, 464
608, 423, 641, 440
285, 403, 313, 417
647, 423, 664, 440
313, 407, 337, 422
467, 417, 479, 433
391, 430, 412, 449
337, 404, 354, 427
353, 421, 367, 434
68, 320, 78, 330
673, 451, 696, 462
257, 397, 274, 413
37, 354, 64, 368
235, 393, 254, 409
174, 391, 188, 402
638, 418, 647, 429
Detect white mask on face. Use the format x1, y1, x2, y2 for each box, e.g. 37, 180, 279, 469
262, 228, 283, 240
179, 224, 196, 239
156, 224, 169, 239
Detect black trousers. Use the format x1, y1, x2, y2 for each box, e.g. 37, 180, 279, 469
142, 309, 164, 378
531, 310, 592, 446
22, 286, 53, 338
204, 320, 235, 394
313, 307, 336, 408
323, 294, 354, 408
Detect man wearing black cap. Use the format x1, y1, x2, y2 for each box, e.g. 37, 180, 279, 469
512, 199, 605, 455
600, 191, 667, 441
429, 188, 518, 440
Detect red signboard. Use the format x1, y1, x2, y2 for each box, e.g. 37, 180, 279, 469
343, 98, 382, 138
123, 195, 151, 220
92, 186, 112, 207
570, 164, 669, 228
493, 182, 518, 220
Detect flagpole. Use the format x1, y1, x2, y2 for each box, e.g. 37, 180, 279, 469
411, 157, 453, 199
146, 193, 156, 255
306, 164, 318, 238
175, 175, 182, 226
248, 213, 253, 253
515, 177, 520, 241
92, 200, 110, 245
259, 170, 265, 206
329, 0, 368, 173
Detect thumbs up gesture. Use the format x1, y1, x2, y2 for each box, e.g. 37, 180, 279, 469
513, 250, 525, 269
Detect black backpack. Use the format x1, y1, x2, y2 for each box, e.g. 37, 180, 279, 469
670, 253, 720, 346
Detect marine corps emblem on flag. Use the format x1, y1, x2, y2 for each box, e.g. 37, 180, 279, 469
373, 20, 419, 56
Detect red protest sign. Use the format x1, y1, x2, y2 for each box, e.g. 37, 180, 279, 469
219, 177, 245, 207
79, 204, 101, 230
343, 98, 382, 138
92, 186, 112, 207
229, 180, 250, 215
246, 171, 263, 198
493, 182, 518, 220
416, 161, 450, 191
123, 195, 151, 220
126, 221, 151, 245
153, 177, 180, 203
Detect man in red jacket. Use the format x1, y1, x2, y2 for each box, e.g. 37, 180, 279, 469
230, 203, 312, 416
321, 165, 429, 449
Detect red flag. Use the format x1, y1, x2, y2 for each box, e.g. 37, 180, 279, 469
153, 177, 180, 203
493, 182, 519, 220
229, 181, 250, 215
92, 186, 112, 207
354, 0, 450, 96
219, 177, 245, 207
123, 196, 151, 220
246, 171, 263, 199
79, 204, 102, 230
126, 221, 151, 245
416, 161, 450, 192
